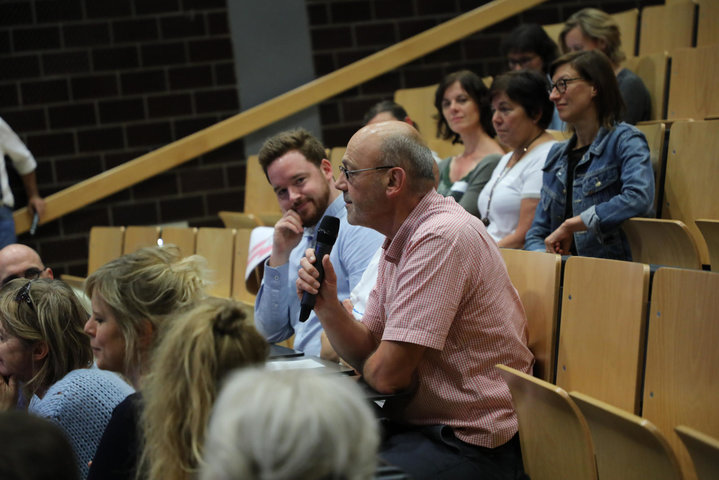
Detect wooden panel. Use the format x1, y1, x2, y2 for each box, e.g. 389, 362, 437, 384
196, 227, 235, 298
625, 52, 668, 121
161, 227, 197, 258
122, 226, 160, 254
676, 425, 719, 480
643, 268, 719, 480
696, 0, 719, 47
244, 154, 282, 216
695, 219, 719, 271
571, 391, 683, 480
556, 256, 649, 414
662, 120, 719, 264
218, 211, 260, 229
639, 3, 695, 56
622, 218, 702, 269
635, 122, 666, 213
500, 249, 561, 382
14, 0, 549, 235
497, 365, 598, 480
87, 226, 125, 275
231, 228, 257, 306
667, 45, 719, 121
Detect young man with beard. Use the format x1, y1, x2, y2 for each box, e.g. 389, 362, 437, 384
254, 129, 383, 356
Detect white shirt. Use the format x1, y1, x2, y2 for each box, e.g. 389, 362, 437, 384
0, 116, 37, 208
477, 141, 556, 242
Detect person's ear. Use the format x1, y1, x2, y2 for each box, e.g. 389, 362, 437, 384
138, 320, 155, 349
385, 167, 406, 197
44, 267, 54, 280
320, 158, 333, 180
32, 341, 49, 362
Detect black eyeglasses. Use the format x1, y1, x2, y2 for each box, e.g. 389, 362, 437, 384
15, 280, 36, 311
338, 165, 393, 183
2, 267, 45, 287
548, 77, 583, 95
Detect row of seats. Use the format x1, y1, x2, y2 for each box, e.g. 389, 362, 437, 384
501, 248, 719, 479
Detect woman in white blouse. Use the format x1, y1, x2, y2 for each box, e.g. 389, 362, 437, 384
478, 70, 557, 248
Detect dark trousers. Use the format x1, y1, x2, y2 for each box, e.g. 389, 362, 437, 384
379, 421, 528, 480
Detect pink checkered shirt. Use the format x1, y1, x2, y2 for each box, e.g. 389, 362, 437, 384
363, 190, 534, 448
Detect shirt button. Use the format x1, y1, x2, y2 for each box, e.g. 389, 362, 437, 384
595, 180, 601, 187
273, 275, 279, 281
562, 189, 566, 194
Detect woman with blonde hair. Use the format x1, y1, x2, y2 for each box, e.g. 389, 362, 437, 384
84, 245, 209, 480
434, 70, 504, 216
559, 8, 651, 124
140, 297, 269, 480
0, 279, 133, 478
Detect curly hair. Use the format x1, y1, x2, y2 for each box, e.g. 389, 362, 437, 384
84, 245, 209, 380
139, 297, 268, 480
0, 278, 92, 399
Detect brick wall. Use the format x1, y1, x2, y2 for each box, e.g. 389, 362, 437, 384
1, 0, 664, 275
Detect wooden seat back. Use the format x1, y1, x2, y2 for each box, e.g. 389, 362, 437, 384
625, 53, 669, 121
160, 226, 197, 259
639, 2, 695, 55
695, 219, 719, 271
570, 391, 683, 480
675, 425, 719, 480
500, 249, 561, 382
622, 218, 702, 268
87, 226, 125, 275
556, 256, 649, 413
219, 211, 260, 229
642, 267, 719, 480
696, 0, 719, 47
196, 227, 236, 298
667, 45, 719, 121
122, 225, 160, 254
244, 154, 281, 216
635, 122, 666, 214
496, 364, 598, 480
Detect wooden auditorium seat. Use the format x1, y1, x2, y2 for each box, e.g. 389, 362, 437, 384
244, 154, 282, 217
231, 227, 257, 306
500, 249, 561, 382
87, 226, 125, 276
696, 0, 719, 47
695, 219, 719, 271
160, 226, 197, 259
329, 146, 346, 180
642, 267, 719, 480
542, 8, 639, 56
196, 227, 236, 299
634, 122, 666, 214
675, 425, 719, 480
496, 364, 598, 480
662, 120, 719, 265
622, 218, 702, 269
666, 45, 719, 121
570, 391, 683, 480
218, 211, 261, 229
122, 225, 160, 254
555, 256, 649, 414
639, 2, 696, 56
625, 53, 669, 121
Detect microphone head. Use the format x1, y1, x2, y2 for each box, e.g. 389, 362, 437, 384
316, 215, 340, 245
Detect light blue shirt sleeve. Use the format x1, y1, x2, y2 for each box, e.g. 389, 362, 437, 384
254, 196, 384, 356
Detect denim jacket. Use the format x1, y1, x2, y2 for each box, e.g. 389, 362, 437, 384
525, 123, 654, 260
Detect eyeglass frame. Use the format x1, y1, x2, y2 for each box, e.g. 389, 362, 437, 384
2, 267, 46, 287
548, 77, 583, 95
14, 280, 36, 312
338, 164, 393, 183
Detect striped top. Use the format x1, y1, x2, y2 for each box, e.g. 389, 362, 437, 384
363, 189, 534, 448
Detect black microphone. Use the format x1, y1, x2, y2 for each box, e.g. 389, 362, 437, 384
299, 215, 340, 322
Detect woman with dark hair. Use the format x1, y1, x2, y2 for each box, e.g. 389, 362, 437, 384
559, 8, 651, 124
525, 50, 654, 259
434, 70, 504, 216
477, 70, 557, 248
501, 23, 564, 131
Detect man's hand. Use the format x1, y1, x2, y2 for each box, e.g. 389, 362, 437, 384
0, 375, 19, 411
296, 247, 339, 313
27, 195, 45, 220
268, 210, 304, 266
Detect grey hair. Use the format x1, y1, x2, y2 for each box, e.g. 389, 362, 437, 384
379, 133, 435, 194
200, 367, 380, 480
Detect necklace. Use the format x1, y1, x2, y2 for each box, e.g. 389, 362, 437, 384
480, 130, 545, 227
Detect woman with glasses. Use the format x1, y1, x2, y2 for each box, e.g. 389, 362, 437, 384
434, 70, 504, 217
500, 23, 564, 131
559, 8, 651, 124
0, 278, 133, 478
477, 70, 557, 248
84, 245, 209, 480
525, 50, 654, 260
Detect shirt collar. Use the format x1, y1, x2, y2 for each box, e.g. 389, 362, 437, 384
382, 190, 438, 265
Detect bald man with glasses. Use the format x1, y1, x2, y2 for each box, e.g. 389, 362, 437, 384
0, 243, 53, 286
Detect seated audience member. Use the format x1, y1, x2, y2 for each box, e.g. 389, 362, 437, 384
0, 410, 79, 480
201, 367, 380, 480
478, 70, 557, 248
434, 70, 504, 217
501, 23, 564, 130
84, 245, 209, 480
0, 279, 133, 478
559, 8, 651, 124
253, 129, 383, 356
297, 121, 534, 479
0, 243, 52, 286
525, 51, 654, 259
139, 298, 269, 480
